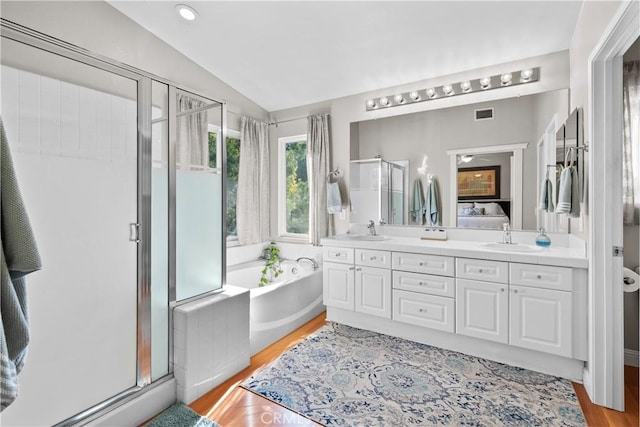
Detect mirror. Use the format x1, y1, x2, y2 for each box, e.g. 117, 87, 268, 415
350, 89, 569, 231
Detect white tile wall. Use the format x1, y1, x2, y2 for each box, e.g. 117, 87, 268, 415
173, 285, 250, 404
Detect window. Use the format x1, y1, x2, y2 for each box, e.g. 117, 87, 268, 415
278, 135, 309, 238
208, 125, 240, 241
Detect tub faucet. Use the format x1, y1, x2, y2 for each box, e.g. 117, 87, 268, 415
502, 223, 512, 244
296, 257, 319, 270
368, 220, 377, 236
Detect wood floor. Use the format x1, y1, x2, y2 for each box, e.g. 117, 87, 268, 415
190, 312, 639, 427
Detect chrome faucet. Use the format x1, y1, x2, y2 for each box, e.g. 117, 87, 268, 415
368, 220, 377, 236
296, 257, 319, 270
502, 223, 512, 244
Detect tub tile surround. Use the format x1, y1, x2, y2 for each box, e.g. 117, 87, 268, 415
321, 226, 588, 381
173, 285, 250, 404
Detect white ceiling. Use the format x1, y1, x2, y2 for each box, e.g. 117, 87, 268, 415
109, 1, 582, 112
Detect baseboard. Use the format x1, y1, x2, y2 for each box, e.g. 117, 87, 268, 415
624, 348, 639, 367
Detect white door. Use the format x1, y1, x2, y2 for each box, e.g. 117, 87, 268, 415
510, 285, 573, 357
323, 262, 355, 310
456, 279, 509, 344
355, 266, 392, 318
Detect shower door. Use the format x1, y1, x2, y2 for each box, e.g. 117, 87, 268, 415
1, 38, 139, 426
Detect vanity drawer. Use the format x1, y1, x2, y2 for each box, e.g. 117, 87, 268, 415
323, 247, 354, 264
456, 258, 509, 284
356, 249, 391, 269
393, 290, 455, 333
392, 252, 454, 277
393, 271, 455, 298
510, 263, 573, 292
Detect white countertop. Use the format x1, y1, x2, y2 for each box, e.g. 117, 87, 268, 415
321, 234, 588, 269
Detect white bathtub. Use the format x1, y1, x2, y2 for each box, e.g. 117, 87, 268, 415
226, 259, 324, 355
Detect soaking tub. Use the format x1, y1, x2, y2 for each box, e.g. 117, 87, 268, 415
226, 259, 324, 355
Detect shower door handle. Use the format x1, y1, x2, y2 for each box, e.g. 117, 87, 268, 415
129, 223, 141, 243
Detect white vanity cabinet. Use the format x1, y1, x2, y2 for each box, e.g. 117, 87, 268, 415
321, 236, 588, 382
323, 247, 392, 319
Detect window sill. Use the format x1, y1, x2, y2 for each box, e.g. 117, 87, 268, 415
273, 235, 310, 245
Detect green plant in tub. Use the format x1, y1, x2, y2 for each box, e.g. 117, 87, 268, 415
260, 242, 283, 287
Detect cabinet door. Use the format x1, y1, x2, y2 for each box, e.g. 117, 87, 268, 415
510, 285, 572, 357
323, 262, 355, 310
456, 279, 508, 344
355, 266, 392, 318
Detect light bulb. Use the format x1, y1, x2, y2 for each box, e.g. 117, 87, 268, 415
443, 84, 454, 96
501, 73, 513, 85
176, 4, 198, 21
394, 94, 405, 104
460, 81, 472, 93
409, 91, 420, 101
380, 96, 390, 106
366, 99, 376, 109
426, 88, 436, 98
479, 77, 492, 89
520, 69, 533, 82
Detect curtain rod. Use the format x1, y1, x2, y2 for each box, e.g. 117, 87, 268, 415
227, 110, 330, 127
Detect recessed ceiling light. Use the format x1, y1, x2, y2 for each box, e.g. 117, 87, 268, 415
176, 4, 198, 21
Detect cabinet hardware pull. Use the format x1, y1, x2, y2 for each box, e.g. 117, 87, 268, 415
349, 267, 355, 271
478, 268, 483, 273
356, 268, 361, 271
370, 256, 376, 260
536, 274, 542, 279
335, 253, 341, 257
419, 282, 424, 286
514, 289, 518, 293
501, 288, 505, 292
419, 262, 424, 266
419, 308, 425, 313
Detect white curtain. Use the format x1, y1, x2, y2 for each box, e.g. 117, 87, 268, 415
176, 94, 207, 170
307, 114, 330, 245
623, 61, 640, 225
237, 116, 270, 245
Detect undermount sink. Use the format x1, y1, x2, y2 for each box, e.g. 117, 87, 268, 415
335, 234, 390, 241
482, 242, 543, 253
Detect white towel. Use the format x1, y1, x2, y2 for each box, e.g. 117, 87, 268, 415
327, 181, 342, 214
538, 179, 554, 212
556, 166, 580, 217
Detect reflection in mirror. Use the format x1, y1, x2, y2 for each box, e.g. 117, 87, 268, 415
350, 158, 407, 225
350, 89, 569, 231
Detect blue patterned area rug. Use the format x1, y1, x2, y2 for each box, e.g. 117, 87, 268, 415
241, 322, 586, 426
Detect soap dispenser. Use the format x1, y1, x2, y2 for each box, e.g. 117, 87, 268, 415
535, 227, 551, 247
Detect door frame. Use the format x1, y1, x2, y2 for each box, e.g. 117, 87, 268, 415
587, 0, 639, 411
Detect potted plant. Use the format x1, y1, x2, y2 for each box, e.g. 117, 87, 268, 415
260, 242, 283, 287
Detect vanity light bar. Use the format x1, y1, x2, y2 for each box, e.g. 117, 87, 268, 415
365, 68, 540, 111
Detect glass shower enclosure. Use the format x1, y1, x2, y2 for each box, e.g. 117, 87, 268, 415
350, 159, 406, 225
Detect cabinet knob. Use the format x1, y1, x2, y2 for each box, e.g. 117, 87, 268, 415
536, 274, 542, 279
348, 267, 355, 271
501, 288, 505, 292
335, 253, 341, 257
419, 282, 424, 286
356, 267, 362, 271
419, 262, 424, 266
370, 256, 376, 260
478, 268, 483, 273
513, 289, 518, 293
419, 308, 425, 313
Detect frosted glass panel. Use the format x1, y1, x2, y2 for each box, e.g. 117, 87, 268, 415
176, 93, 223, 300
1, 39, 137, 426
